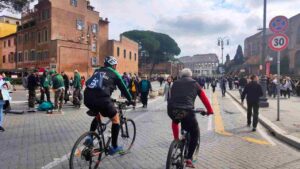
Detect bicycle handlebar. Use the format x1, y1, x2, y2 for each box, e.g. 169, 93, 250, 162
193, 108, 208, 116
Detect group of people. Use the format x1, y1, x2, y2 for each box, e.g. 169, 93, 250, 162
267, 75, 294, 98
23, 69, 84, 112
122, 72, 152, 108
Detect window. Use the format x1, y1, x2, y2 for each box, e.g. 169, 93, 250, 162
91, 42, 96, 52
124, 49, 126, 58
71, 0, 77, 7
117, 47, 120, 57
2, 55, 6, 63
8, 39, 11, 47
76, 19, 84, 30
29, 50, 36, 61
9, 53, 14, 63
31, 32, 35, 41
38, 31, 41, 43
44, 51, 49, 59
24, 33, 29, 42
18, 35, 22, 44
134, 53, 137, 61
91, 24, 98, 33
3, 41, 6, 48
18, 52, 23, 62
44, 29, 48, 42
24, 51, 28, 61
129, 51, 132, 60
42, 9, 50, 20
36, 51, 42, 61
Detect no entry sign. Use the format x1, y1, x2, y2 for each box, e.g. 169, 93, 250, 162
268, 33, 289, 52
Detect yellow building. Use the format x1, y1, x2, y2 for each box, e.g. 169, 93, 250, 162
0, 16, 20, 38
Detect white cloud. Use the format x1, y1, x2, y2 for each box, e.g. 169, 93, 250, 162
1, 0, 300, 61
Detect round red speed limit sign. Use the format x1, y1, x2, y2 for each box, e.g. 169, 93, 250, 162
268, 33, 289, 51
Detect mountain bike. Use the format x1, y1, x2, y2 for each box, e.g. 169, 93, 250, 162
69, 99, 136, 169
166, 109, 207, 169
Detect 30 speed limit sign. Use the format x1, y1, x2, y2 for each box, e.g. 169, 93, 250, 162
268, 33, 289, 51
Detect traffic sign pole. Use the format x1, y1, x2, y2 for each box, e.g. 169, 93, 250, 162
277, 51, 280, 121
268, 15, 289, 122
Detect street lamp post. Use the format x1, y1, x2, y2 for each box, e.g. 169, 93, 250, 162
217, 37, 230, 65
259, 0, 269, 108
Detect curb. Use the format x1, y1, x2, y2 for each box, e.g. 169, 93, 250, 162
227, 91, 300, 150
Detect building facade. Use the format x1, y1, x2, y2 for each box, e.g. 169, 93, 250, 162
10, 0, 138, 78
179, 54, 219, 77
0, 16, 19, 38
0, 34, 17, 70
108, 36, 139, 74
244, 13, 300, 75
139, 61, 184, 78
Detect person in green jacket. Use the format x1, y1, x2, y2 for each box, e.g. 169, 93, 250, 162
73, 70, 82, 108
49, 70, 65, 112
40, 70, 52, 103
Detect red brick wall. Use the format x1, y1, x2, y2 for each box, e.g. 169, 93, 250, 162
0, 34, 16, 69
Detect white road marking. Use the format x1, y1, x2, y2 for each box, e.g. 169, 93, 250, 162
41, 97, 162, 169
230, 96, 276, 146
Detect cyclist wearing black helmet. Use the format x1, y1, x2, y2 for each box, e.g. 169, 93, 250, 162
84, 56, 133, 155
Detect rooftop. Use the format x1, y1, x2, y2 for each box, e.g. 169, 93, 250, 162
179, 53, 219, 63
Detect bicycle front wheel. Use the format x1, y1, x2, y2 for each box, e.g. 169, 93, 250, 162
69, 131, 103, 169
118, 119, 136, 152
166, 140, 184, 169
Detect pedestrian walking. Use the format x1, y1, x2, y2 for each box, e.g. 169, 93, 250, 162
27, 70, 39, 112
0, 75, 8, 131
139, 75, 152, 108
241, 75, 263, 132
159, 76, 164, 87
61, 71, 70, 103
164, 76, 173, 102
81, 76, 86, 89
69, 77, 74, 91
73, 70, 82, 108
284, 77, 292, 98
206, 77, 211, 89
128, 75, 139, 103
50, 70, 65, 112
220, 77, 227, 97
40, 70, 51, 103
211, 78, 217, 93
228, 76, 233, 90
239, 76, 247, 96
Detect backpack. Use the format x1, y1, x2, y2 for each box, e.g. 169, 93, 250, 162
141, 80, 149, 92
38, 101, 53, 111
86, 71, 106, 89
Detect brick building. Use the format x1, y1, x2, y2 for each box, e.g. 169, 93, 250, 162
108, 36, 139, 74
13, 0, 138, 77
244, 13, 300, 75
0, 33, 17, 70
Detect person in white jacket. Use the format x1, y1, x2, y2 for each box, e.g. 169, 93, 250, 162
0, 75, 11, 132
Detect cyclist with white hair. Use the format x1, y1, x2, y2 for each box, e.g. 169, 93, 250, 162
168, 68, 214, 168
84, 56, 134, 155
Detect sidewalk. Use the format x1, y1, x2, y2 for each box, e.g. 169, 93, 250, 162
227, 89, 300, 149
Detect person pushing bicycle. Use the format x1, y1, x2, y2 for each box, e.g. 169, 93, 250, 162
167, 68, 214, 168
84, 56, 134, 155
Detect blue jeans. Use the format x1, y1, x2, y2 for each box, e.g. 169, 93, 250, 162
0, 100, 5, 126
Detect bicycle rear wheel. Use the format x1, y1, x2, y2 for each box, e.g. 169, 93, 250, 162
69, 132, 103, 169
118, 119, 136, 152
166, 140, 184, 169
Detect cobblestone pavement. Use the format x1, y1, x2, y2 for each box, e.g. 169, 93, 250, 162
228, 89, 300, 138
0, 88, 300, 169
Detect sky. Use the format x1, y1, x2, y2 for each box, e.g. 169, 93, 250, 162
1, 0, 300, 61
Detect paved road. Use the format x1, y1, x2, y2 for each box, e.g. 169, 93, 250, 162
1, 88, 300, 169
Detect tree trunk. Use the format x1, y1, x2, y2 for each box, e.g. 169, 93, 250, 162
149, 62, 156, 78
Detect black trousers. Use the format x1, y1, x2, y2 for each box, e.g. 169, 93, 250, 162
40, 87, 50, 102
28, 89, 36, 108
168, 107, 200, 160
247, 102, 259, 128
140, 92, 149, 106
